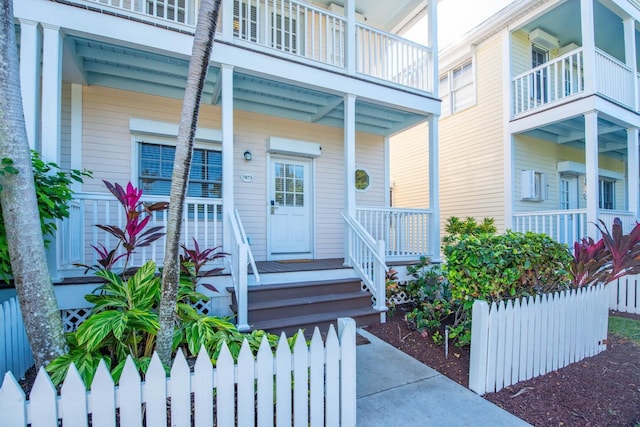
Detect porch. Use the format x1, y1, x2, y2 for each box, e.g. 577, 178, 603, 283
510, 0, 640, 117
57, 0, 436, 94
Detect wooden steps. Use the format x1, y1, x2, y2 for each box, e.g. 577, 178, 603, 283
228, 278, 381, 336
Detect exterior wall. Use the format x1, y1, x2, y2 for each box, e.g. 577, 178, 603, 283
80, 85, 384, 261
513, 134, 627, 212
389, 122, 430, 208
60, 82, 71, 169
439, 34, 507, 232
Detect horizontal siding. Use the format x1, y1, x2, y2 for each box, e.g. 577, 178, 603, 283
80, 85, 384, 261
439, 34, 507, 233
60, 83, 71, 169
389, 122, 430, 208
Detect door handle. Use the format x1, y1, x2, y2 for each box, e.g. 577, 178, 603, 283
271, 200, 276, 214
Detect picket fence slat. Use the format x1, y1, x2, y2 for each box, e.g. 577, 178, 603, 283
2, 318, 357, 426
610, 274, 640, 313
469, 285, 609, 395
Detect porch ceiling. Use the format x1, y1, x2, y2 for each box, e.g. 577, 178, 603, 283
63, 36, 425, 136
521, 115, 628, 160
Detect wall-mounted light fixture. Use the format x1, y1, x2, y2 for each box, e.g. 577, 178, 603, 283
243, 150, 252, 161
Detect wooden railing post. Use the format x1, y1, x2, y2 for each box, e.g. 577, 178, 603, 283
374, 239, 387, 320
236, 243, 249, 331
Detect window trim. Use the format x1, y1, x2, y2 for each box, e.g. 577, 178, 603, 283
598, 177, 616, 210
439, 57, 476, 117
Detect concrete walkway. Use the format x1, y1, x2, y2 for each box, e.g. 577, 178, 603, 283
356, 329, 532, 427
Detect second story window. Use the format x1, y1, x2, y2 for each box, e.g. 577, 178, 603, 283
599, 178, 615, 210
440, 60, 475, 116
531, 45, 549, 102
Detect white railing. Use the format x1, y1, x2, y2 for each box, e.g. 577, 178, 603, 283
355, 207, 432, 259
513, 209, 587, 246
469, 284, 609, 395
610, 274, 640, 314
0, 298, 32, 380
58, 192, 223, 274
598, 210, 637, 233
356, 24, 433, 92
0, 318, 357, 426
63, 0, 433, 92
342, 213, 388, 317
595, 48, 635, 108
228, 209, 260, 331
512, 48, 584, 115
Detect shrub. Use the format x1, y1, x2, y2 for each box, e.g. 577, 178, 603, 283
444, 216, 497, 244
0, 151, 91, 281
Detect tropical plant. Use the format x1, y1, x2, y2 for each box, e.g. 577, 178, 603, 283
443, 216, 497, 244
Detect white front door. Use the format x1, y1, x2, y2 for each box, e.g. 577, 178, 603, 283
269, 157, 312, 258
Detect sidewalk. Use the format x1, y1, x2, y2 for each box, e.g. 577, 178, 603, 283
356, 328, 532, 427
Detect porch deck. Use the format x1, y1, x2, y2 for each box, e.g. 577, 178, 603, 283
254, 258, 348, 274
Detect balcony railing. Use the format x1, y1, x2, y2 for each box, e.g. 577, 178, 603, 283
513, 209, 636, 247
512, 47, 638, 116
355, 207, 433, 259
58, 192, 223, 275
62, 0, 433, 93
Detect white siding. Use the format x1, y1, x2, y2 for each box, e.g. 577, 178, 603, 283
389, 122, 430, 208
80, 85, 384, 261
60, 82, 71, 169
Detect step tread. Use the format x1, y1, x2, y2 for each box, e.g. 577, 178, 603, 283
249, 306, 379, 331
226, 278, 361, 294
247, 291, 371, 311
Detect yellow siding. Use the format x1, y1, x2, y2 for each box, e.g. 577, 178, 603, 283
439, 34, 507, 232
389, 122, 430, 208
81, 85, 384, 260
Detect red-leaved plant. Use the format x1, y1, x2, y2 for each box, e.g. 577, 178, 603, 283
571, 218, 640, 288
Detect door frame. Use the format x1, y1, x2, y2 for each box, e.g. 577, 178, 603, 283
266, 154, 316, 261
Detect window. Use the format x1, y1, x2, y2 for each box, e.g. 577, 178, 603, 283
139, 143, 222, 199
355, 168, 370, 191
440, 60, 474, 116
233, 0, 258, 42
521, 170, 546, 201
147, 0, 186, 23
599, 178, 615, 210
272, 12, 298, 53
531, 45, 548, 102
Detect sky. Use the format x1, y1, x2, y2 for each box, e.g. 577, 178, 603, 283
404, 0, 514, 48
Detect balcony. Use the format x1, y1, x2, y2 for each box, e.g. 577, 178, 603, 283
512, 47, 637, 117
61, 0, 434, 93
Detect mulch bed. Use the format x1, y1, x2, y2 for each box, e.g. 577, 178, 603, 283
365, 306, 640, 427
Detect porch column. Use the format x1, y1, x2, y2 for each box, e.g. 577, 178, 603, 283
221, 64, 235, 253
624, 17, 638, 111
41, 24, 63, 281
344, 0, 356, 75
427, 0, 438, 95
41, 24, 62, 164
70, 84, 83, 189
343, 94, 356, 264
428, 116, 440, 261
18, 19, 41, 150
627, 127, 639, 220
585, 111, 599, 238
384, 136, 390, 207
221, 0, 233, 42
580, 0, 596, 94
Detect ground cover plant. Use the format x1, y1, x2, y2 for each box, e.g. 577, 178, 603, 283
47, 181, 291, 386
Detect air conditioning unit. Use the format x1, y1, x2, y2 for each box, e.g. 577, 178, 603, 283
529, 28, 559, 50
558, 42, 579, 55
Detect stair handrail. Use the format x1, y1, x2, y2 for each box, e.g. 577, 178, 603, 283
234, 208, 260, 284
341, 212, 389, 315
228, 210, 250, 331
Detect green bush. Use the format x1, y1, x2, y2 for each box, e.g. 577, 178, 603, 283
444, 216, 497, 244
0, 151, 90, 282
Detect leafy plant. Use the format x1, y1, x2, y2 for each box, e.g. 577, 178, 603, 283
0, 151, 91, 282
444, 216, 497, 244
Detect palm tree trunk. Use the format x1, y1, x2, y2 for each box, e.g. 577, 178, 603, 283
0, 0, 67, 369
156, 0, 222, 366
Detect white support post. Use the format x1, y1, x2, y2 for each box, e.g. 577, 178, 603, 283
624, 17, 638, 111
584, 111, 599, 238
580, 0, 596, 94
374, 240, 387, 317
221, 0, 233, 42
428, 116, 440, 261
503, 29, 514, 231
70, 84, 83, 188
344, 0, 356, 74
627, 127, 639, 220
236, 243, 249, 331
427, 0, 438, 95
221, 64, 235, 255
18, 19, 41, 151
384, 136, 390, 208
343, 94, 356, 264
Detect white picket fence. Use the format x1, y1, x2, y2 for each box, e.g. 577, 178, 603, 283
0, 318, 356, 427
0, 298, 33, 380
468, 284, 609, 395
610, 274, 640, 314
